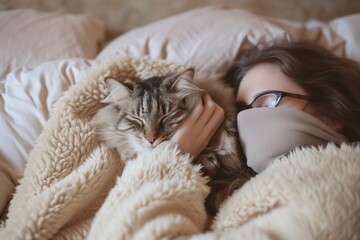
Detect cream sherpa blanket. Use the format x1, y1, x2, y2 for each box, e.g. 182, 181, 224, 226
0, 56, 359, 240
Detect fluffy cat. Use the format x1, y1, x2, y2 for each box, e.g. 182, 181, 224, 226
92, 69, 246, 179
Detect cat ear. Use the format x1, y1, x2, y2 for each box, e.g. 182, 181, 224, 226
174, 68, 195, 83
102, 77, 134, 103
169, 69, 203, 95
170, 68, 194, 89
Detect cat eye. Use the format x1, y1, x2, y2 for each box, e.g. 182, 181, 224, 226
116, 121, 134, 131
159, 115, 168, 125
126, 115, 144, 129
160, 117, 182, 127
167, 120, 183, 126
159, 111, 179, 125
237, 90, 317, 111
117, 125, 133, 131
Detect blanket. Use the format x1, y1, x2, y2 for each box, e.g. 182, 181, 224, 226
0, 56, 359, 240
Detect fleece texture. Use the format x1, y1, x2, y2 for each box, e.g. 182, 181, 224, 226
0, 56, 359, 239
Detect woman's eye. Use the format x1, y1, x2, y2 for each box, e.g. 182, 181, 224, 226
252, 93, 278, 108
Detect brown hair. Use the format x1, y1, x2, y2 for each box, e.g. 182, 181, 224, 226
206, 41, 360, 217
225, 41, 360, 141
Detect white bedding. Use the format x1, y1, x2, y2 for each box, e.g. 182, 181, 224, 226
0, 8, 105, 213
1, 5, 360, 216
1, 55, 358, 238
0, 59, 93, 179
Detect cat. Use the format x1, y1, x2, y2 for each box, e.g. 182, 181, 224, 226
91, 69, 246, 179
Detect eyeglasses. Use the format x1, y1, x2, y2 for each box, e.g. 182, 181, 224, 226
238, 90, 316, 111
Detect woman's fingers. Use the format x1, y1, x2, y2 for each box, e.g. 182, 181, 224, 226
169, 94, 225, 159
196, 100, 225, 153
197, 94, 216, 126
185, 100, 204, 124
205, 103, 225, 138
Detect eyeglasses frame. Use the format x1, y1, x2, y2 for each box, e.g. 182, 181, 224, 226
238, 90, 317, 111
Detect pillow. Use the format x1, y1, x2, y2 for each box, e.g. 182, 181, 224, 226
330, 14, 360, 63
0, 59, 94, 214
97, 6, 354, 78
0, 9, 105, 79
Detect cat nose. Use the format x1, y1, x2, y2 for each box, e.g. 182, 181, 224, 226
147, 136, 157, 144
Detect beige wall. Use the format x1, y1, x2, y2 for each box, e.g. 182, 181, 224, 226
1, 0, 360, 36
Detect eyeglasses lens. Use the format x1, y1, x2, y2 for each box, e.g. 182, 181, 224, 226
252, 93, 279, 108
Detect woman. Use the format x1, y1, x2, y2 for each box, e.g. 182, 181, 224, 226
170, 41, 360, 215
88, 42, 360, 239
173, 41, 360, 166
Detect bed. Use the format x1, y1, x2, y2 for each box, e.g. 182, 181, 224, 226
0, 5, 359, 239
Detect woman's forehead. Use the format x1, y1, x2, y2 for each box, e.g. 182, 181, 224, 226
236, 63, 306, 103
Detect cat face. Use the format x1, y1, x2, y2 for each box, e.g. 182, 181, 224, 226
106, 69, 204, 152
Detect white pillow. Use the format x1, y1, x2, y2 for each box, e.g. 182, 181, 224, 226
97, 6, 354, 78
0, 9, 105, 79
0, 59, 94, 214
330, 14, 360, 63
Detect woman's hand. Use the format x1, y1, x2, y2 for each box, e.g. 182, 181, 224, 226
170, 94, 225, 159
